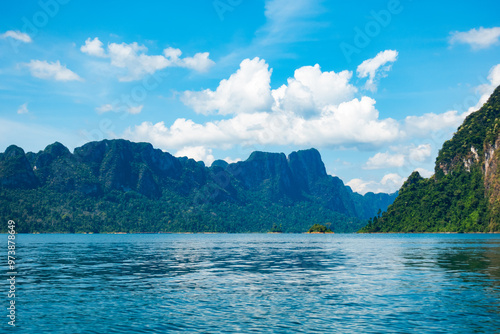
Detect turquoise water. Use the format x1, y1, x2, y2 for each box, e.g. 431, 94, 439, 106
3, 233, 500, 333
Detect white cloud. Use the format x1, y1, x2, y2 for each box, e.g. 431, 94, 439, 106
161, 47, 215, 72
127, 105, 143, 115
488, 64, 500, 87
357, 50, 398, 92
95, 103, 143, 115
273, 64, 357, 117
17, 103, 29, 115
347, 173, 405, 195
404, 109, 469, 136
107, 42, 169, 81
175, 146, 215, 166
364, 144, 432, 170
365, 152, 405, 169
408, 144, 432, 163
26, 60, 82, 82
182, 58, 357, 117
471, 63, 500, 111
80, 37, 106, 57
449, 27, 500, 50
163, 47, 182, 60
127, 58, 402, 152
0, 30, 32, 43
179, 52, 215, 72
81, 38, 215, 81
125, 96, 400, 152
181, 57, 274, 115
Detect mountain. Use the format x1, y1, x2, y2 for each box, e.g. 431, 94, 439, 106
0, 141, 395, 233
360, 85, 500, 233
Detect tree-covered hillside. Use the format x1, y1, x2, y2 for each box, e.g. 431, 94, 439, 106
360, 85, 500, 233
0, 142, 396, 233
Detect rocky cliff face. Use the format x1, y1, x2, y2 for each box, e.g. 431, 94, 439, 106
435, 85, 500, 231
227, 151, 296, 198
0, 140, 396, 231
484, 136, 500, 230
361, 85, 500, 233
224, 148, 372, 217
288, 148, 327, 191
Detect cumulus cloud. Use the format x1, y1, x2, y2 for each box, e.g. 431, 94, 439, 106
364, 144, 432, 170
126, 57, 402, 153
347, 173, 406, 195
357, 50, 398, 91
81, 37, 215, 81
408, 144, 432, 163
125, 95, 400, 152
365, 152, 405, 170
121, 57, 500, 179
182, 58, 357, 117
107, 42, 169, 81
0, 30, 32, 43
449, 27, 500, 50
17, 103, 29, 115
125, 58, 500, 169
80, 37, 106, 57
26, 60, 82, 81
179, 52, 214, 72
181, 58, 274, 115
273, 64, 357, 117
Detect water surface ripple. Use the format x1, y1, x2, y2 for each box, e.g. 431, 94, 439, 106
3, 233, 500, 333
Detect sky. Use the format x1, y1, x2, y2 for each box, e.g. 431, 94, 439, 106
1, 0, 499, 194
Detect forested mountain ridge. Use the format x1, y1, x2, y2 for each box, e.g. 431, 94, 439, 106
360, 85, 500, 233
0, 141, 396, 233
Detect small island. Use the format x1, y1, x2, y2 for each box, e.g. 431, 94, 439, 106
269, 223, 283, 233
307, 224, 334, 234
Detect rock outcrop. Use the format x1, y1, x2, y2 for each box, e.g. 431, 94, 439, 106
0, 140, 396, 232
360, 85, 500, 233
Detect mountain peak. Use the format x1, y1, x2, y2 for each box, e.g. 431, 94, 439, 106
287, 148, 327, 191
0, 145, 38, 189
3, 145, 26, 159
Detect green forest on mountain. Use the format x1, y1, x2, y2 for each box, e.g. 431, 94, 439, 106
360, 85, 500, 233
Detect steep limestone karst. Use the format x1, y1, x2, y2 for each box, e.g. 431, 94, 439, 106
360, 85, 500, 233
0, 141, 396, 233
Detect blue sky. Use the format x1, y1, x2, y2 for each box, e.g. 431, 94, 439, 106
1, 0, 499, 194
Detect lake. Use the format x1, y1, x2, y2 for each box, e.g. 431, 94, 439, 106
3, 233, 500, 333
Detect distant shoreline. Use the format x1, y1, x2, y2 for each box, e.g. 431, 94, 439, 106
2, 231, 500, 235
